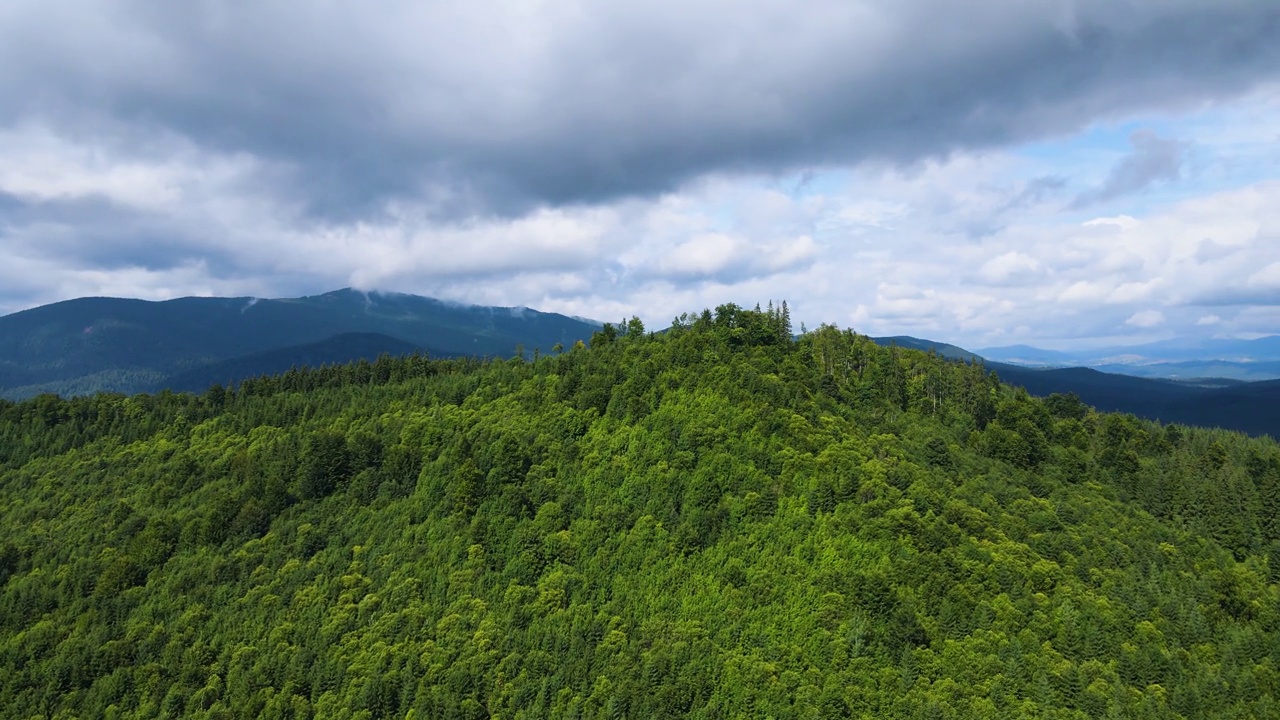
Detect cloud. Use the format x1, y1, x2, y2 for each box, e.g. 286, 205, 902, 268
976, 251, 1042, 286
1191, 289, 1280, 308
1, 1, 1277, 219
999, 175, 1067, 213
1248, 261, 1280, 288
1107, 279, 1163, 304
810, 164, 1280, 347
652, 233, 816, 281
1195, 238, 1239, 263
1059, 281, 1109, 304
1126, 310, 1166, 328
1070, 130, 1190, 208
1, 2, 1279, 349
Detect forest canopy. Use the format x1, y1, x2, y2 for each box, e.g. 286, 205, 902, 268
2, 303, 1278, 718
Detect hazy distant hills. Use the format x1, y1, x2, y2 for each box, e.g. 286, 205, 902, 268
979, 335, 1280, 381
875, 336, 1280, 438
0, 289, 600, 399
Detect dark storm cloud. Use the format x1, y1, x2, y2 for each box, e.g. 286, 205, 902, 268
1071, 130, 1190, 208
1, 196, 239, 273
1, 1, 1277, 219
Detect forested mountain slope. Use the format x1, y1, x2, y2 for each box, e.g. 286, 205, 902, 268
160, 332, 437, 395
870, 337, 1280, 438
989, 365, 1280, 439
0, 289, 599, 399
870, 336, 982, 363
2, 307, 1279, 718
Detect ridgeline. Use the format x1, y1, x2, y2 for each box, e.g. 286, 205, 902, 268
2, 304, 1278, 718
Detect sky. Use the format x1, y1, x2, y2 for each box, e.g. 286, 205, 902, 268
1, 1, 1279, 350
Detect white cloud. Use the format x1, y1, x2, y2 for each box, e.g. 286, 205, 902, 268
1059, 281, 1109, 303
1081, 215, 1139, 230
1247, 262, 1280, 288
1107, 279, 1163, 304
0, 125, 261, 212
1126, 310, 1166, 328
977, 251, 1042, 285
769, 235, 818, 270
1, 73, 1280, 349
780, 147, 1280, 346
659, 233, 743, 276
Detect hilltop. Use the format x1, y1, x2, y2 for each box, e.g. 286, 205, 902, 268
2, 305, 1278, 717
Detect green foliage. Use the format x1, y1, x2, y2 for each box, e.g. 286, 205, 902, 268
2, 303, 1279, 718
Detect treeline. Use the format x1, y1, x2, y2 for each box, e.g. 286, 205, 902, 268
1, 303, 1278, 718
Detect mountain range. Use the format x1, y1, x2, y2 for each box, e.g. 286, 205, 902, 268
2, 289, 1277, 438
0, 289, 600, 399
869, 336, 1280, 439
979, 335, 1280, 381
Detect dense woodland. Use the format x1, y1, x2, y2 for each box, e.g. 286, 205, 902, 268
2, 303, 1279, 718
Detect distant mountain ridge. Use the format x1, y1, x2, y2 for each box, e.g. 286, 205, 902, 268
5, 291, 1278, 438
872, 335, 1280, 438
0, 289, 600, 399
978, 334, 1280, 381
869, 336, 982, 363
160, 332, 436, 394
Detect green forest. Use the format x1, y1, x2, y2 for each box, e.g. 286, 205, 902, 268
2, 304, 1279, 718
